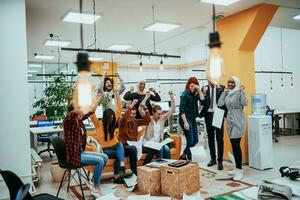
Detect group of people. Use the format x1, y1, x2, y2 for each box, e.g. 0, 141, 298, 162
63, 51, 248, 196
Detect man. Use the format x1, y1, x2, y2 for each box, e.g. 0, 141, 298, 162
98, 72, 126, 111
199, 81, 227, 170
118, 99, 151, 175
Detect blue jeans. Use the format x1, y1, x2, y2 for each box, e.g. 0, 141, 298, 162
103, 142, 125, 175
157, 145, 171, 159
179, 118, 199, 160
81, 152, 108, 186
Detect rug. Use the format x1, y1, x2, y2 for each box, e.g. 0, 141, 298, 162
70, 168, 254, 200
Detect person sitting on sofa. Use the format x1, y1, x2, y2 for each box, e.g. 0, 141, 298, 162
89, 90, 130, 183
142, 91, 176, 164
64, 104, 108, 197
118, 98, 151, 174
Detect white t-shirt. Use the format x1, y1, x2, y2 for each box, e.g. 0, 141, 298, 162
150, 121, 161, 142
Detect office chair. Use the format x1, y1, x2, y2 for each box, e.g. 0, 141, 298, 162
37, 120, 56, 157
50, 136, 89, 200
0, 169, 62, 200
266, 109, 278, 143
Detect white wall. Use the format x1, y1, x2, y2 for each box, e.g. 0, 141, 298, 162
0, 0, 32, 198
255, 26, 300, 110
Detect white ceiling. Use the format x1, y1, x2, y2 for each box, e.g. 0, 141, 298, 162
26, 0, 300, 64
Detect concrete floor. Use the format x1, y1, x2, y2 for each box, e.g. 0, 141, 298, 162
34, 135, 300, 199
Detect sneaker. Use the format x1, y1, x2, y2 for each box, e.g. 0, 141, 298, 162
228, 169, 236, 176
217, 162, 223, 170
118, 166, 133, 179
207, 159, 217, 167
233, 169, 243, 181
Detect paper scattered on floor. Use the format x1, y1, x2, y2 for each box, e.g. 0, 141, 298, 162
233, 186, 259, 200
124, 174, 137, 192
96, 193, 119, 200
214, 174, 233, 181
190, 145, 207, 163
100, 183, 118, 195
149, 196, 171, 200
183, 191, 203, 200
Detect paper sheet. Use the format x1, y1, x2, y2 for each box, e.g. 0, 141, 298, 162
183, 191, 203, 200
144, 138, 173, 151
100, 183, 118, 195
233, 187, 259, 200
96, 105, 103, 118
96, 193, 119, 200
127, 136, 144, 160
127, 194, 150, 200
190, 145, 208, 163
124, 174, 137, 188
212, 107, 225, 129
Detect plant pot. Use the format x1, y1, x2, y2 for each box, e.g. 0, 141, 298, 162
50, 161, 66, 182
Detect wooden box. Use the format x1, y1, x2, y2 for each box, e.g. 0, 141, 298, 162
137, 166, 161, 195
161, 162, 200, 199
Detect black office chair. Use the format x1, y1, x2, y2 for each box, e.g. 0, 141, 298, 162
50, 136, 89, 200
266, 109, 278, 143
0, 169, 62, 200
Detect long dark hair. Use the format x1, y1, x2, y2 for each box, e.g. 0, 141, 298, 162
102, 108, 117, 141
103, 77, 114, 92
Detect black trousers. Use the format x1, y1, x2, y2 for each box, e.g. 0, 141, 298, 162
142, 147, 157, 165
123, 144, 138, 175
205, 112, 224, 163
230, 138, 242, 169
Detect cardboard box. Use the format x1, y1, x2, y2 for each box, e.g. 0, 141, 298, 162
137, 166, 161, 195
161, 162, 200, 199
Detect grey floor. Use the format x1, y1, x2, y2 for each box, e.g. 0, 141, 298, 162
34, 135, 300, 199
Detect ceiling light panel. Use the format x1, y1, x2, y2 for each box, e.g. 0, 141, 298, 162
144, 22, 180, 32
294, 14, 300, 20
34, 55, 54, 60
200, 0, 240, 6
62, 11, 101, 24
44, 40, 71, 47
107, 44, 133, 51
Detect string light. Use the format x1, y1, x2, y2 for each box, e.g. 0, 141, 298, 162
270, 73, 273, 92
281, 74, 284, 90
160, 58, 164, 71
291, 74, 294, 88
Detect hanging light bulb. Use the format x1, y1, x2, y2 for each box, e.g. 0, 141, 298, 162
206, 4, 224, 85
72, 51, 97, 114
270, 74, 273, 92
139, 57, 143, 73
291, 74, 294, 88
160, 59, 164, 71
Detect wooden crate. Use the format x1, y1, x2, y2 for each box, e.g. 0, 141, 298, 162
161, 162, 200, 199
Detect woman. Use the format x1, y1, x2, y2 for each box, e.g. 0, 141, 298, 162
179, 77, 205, 160
142, 91, 175, 164
218, 76, 248, 181
123, 80, 161, 118
63, 104, 108, 197
89, 91, 130, 183
98, 72, 126, 111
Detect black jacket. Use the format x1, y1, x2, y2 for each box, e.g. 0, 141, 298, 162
199, 85, 227, 118
123, 91, 161, 118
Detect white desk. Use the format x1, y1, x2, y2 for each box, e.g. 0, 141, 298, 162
30, 126, 64, 150
274, 109, 300, 135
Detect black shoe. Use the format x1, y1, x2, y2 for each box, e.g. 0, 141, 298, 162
118, 166, 133, 179
179, 154, 188, 160
114, 177, 125, 184
217, 162, 223, 170
207, 159, 217, 167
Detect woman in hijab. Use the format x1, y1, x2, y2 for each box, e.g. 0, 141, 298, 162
179, 77, 206, 160
123, 80, 161, 118
218, 76, 248, 181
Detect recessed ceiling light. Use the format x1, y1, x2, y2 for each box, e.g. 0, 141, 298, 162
28, 64, 42, 68
44, 40, 71, 47
200, 0, 240, 6
89, 57, 105, 62
144, 22, 180, 32
62, 11, 101, 24
34, 55, 54, 60
294, 14, 300, 20
28, 70, 38, 73
107, 44, 132, 51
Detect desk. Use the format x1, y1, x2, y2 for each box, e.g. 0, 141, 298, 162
274, 109, 300, 135
30, 126, 64, 150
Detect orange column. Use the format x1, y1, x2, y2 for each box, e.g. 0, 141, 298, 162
216, 3, 278, 162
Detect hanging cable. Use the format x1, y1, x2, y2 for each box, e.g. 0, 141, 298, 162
111, 53, 114, 74
212, 4, 216, 32
152, 5, 156, 53
280, 28, 284, 71
79, 0, 84, 48
87, 0, 97, 49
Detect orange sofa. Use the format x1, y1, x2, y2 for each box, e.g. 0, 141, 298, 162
85, 127, 181, 173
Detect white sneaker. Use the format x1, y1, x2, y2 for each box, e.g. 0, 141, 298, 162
233, 169, 243, 181
87, 181, 101, 198
228, 169, 236, 176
